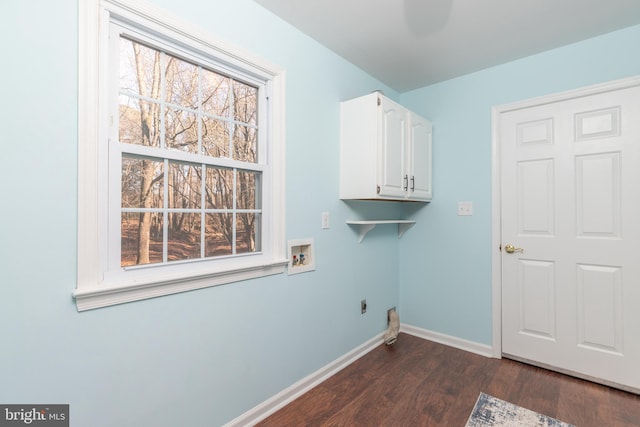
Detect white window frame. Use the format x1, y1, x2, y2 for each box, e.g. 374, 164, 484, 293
75, 0, 287, 311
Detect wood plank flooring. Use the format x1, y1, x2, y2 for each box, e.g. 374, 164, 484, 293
256, 333, 640, 426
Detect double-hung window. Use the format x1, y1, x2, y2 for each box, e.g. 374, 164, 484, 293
76, 0, 286, 311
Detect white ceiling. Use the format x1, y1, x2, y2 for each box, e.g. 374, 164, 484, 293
253, 0, 640, 92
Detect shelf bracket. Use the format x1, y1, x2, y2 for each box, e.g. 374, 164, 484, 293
355, 223, 376, 243
397, 221, 416, 239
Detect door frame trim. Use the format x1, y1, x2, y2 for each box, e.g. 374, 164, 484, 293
490, 75, 640, 358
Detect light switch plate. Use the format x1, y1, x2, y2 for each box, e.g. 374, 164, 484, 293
321, 211, 330, 229
458, 201, 473, 216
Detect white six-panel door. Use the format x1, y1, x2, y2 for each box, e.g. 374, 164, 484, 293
499, 80, 640, 391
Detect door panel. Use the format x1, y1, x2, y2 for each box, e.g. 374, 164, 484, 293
379, 99, 405, 198
518, 159, 554, 235
408, 112, 432, 200
575, 152, 620, 237
518, 259, 556, 340
576, 264, 622, 354
500, 83, 640, 391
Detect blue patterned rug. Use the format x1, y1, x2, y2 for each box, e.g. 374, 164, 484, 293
465, 393, 575, 427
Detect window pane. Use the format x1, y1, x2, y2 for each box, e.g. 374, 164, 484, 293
121, 212, 163, 267
168, 161, 201, 209
233, 80, 257, 125
164, 55, 199, 109
119, 38, 161, 100
237, 170, 260, 210
202, 117, 230, 157
112, 32, 268, 274
236, 213, 260, 254
119, 97, 161, 147
165, 108, 198, 153
122, 156, 164, 209
202, 70, 230, 117
168, 213, 201, 261
233, 125, 257, 162
204, 167, 233, 209
205, 213, 232, 257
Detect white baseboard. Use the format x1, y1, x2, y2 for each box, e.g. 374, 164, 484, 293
223, 332, 385, 427
400, 323, 494, 357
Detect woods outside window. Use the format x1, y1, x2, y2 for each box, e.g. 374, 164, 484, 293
117, 36, 262, 267
76, 0, 286, 311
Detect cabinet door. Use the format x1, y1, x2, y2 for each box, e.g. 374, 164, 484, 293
378, 97, 407, 198
407, 112, 432, 201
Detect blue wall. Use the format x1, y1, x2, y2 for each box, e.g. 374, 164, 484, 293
399, 24, 640, 345
1, 0, 639, 425
0, 1, 404, 426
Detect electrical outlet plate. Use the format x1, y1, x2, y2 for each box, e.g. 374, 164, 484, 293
458, 201, 473, 216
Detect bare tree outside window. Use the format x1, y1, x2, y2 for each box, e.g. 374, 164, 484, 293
118, 37, 261, 267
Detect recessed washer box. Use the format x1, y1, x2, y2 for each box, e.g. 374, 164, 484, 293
288, 238, 315, 275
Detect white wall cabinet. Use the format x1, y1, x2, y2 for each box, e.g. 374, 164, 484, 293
340, 92, 432, 202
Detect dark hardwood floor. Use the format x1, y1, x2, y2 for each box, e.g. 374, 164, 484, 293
256, 333, 640, 426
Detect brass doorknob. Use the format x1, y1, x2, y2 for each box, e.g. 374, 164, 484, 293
504, 244, 524, 254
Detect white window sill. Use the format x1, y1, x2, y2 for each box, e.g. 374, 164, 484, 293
73, 259, 288, 311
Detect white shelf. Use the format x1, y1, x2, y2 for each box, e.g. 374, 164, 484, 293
346, 220, 416, 243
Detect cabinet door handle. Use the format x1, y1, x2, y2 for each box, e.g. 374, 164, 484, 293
403, 174, 408, 191
410, 176, 415, 191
